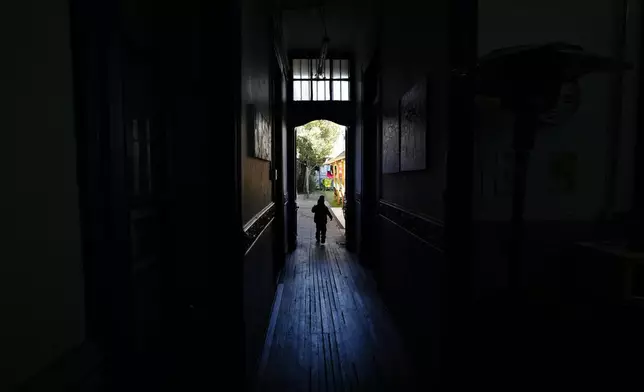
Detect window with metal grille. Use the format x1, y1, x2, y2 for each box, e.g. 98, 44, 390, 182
292, 58, 350, 101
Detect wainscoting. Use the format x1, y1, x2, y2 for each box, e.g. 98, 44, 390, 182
375, 200, 445, 386
243, 203, 277, 381
378, 200, 444, 250
243, 202, 276, 255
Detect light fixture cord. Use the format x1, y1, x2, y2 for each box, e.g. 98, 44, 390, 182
316, 5, 329, 78
319, 6, 328, 38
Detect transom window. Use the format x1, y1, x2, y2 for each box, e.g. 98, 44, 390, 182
292, 58, 350, 102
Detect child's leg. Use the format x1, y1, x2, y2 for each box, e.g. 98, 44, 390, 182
321, 224, 327, 243
315, 224, 320, 241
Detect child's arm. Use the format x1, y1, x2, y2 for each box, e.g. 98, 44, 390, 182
327, 208, 333, 220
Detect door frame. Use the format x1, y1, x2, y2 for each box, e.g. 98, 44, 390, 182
285, 52, 357, 251
70, 0, 246, 387
631, 3, 644, 249
360, 47, 382, 273
442, 0, 478, 386
69, 0, 132, 354
270, 21, 289, 272
286, 122, 298, 252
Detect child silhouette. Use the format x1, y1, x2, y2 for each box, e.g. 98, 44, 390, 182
311, 195, 333, 244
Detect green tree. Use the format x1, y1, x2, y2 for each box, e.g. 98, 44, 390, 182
296, 120, 341, 196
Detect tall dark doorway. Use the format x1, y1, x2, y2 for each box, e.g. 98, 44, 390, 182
70, 0, 245, 388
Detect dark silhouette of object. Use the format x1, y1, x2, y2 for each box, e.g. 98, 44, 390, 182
312, 195, 333, 244
475, 42, 631, 291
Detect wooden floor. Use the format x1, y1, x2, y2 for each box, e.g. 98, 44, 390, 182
256, 195, 416, 391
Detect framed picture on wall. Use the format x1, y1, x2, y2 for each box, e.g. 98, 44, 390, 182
399, 77, 429, 171
382, 114, 400, 174
247, 104, 272, 161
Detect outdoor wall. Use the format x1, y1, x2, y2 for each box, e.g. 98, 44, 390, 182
241, 0, 276, 379
473, 0, 640, 295
0, 0, 85, 388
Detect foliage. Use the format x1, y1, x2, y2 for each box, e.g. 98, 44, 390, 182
323, 190, 342, 208
322, 178, 332, 189
296, 120, 342, 195
296, 120, 342, 168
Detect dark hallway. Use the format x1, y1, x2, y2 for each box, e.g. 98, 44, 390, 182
5, 0, 644, 391
256, 195, 414, 391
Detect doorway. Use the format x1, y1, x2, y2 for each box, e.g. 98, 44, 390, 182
295, 120, 348, 238
289, 119, 351, 249
285, 54, 357, 253
70, 0, 245, 388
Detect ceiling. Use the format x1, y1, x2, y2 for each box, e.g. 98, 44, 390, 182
279, 0, 378, 62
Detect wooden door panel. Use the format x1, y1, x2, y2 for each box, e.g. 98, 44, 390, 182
121, 42, 168, 356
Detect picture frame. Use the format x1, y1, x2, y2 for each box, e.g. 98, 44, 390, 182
247, 104, 272, 161
399, 77, 429, 171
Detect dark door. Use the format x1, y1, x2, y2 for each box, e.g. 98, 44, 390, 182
71, 0, 245, 389
71, 6, 173, 385
121, 40, 169, 366
441, 0, 478, 386
70, 1, 141, 385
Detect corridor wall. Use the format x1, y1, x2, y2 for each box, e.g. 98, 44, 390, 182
375, 0, 451, 386
241, 0, 277, 381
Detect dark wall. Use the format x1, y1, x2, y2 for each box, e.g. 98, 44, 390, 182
9, 0, 247, 389
374, 0, 451, 385
146, 1, 246, 388
0, 0, 85, 387
378, 218, 444, 379
241, 0, 273, 224
241, 0, 277, 381
472, 0, 640, 299
379, 0, 450, 220
289, 102, 354, 128
243, 225, 275, 383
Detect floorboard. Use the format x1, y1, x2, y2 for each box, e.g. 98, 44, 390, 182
257, 195, 416, 391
